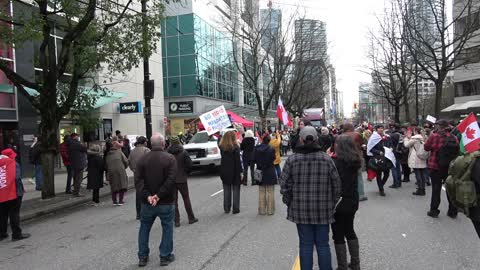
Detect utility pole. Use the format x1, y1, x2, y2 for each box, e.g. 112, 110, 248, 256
142, 0, 153, 140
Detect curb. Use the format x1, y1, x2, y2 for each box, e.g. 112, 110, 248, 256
20, 179, 135, 222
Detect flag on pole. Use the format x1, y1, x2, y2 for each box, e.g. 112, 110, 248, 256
457, 112, 480, 153
277, 97, 292, 127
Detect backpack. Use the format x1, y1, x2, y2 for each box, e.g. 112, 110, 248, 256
437, 134, 459, 168
445, 151, 480, 217
414, 142, 430, 160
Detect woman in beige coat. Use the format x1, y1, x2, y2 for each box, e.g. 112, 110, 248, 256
104, 141, 129, 205
404, 127, 428, 196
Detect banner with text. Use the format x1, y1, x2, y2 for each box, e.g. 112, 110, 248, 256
199, 106, 232, 135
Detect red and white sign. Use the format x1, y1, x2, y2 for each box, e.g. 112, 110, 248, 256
457, 112, 480, 153
277, 97, 292, 127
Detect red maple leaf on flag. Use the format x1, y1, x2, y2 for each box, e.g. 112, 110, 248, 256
466, 127, 476, 140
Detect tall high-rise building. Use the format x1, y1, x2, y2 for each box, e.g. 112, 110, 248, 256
260, 8, 282, 53
294, 19, 329, 110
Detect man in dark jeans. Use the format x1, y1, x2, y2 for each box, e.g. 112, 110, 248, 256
136, 133, 177, 267
424, 120, 458, 218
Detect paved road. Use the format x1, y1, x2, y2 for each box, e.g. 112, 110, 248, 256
1, 169, 479, 270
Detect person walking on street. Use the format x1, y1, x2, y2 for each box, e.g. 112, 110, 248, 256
68, 133, 87, 197
87, 144, 104, 205
290, 120, 306, 152
424, 120, 459, 218
404, 127, 429, 196
389, 124, 403, 189
367, 125, 391, 196
60, 135, 74, 194
167, 136, 198, 227
219, 131, 243, 214
343, 123, 368, 201
269, 130, 282, 178
0, 148, 30, 241
240, 130, 256, 185
253, 135, 277, 215
122, 135, 131, 158
29, 136, 43, 191
281, 130, 290, 156
280, 126, 342, 270
136, 133, 177, 267
331, 135, 362, 270
105, 140, 129, 206
129, 136, 151, 219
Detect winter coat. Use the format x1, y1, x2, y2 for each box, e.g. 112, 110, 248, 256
240, 137, 255, 164
136, 147, 177, 205
104, 148, 129, 192
68, 139, 87, 170
167, 144, 193, 184
269, 133, 282, 165
129, 145, 151, 191
87, 153, 104, 190
29, 142, 42, 165
59, 141, 71, 166
318, 134, 333, 152
122, 138, 131, 158
290, 131, 300, 152
253, 143, 277, 185
469, 158, 480, 221
279, 143, 342, 224
333, 158, 359, 214
220, 147, 242, 185
404, 135, 427, 169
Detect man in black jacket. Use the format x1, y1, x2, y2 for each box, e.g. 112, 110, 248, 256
136, 133, 177, 267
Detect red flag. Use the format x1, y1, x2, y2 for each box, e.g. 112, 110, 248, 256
0, 156, 17, 203
457, 112, 480, 153
277, 97, 292, 127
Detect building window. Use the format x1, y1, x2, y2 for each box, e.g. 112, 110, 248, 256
455, 79, 480, 97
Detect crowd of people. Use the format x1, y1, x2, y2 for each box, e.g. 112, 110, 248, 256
2, 117, 480, 270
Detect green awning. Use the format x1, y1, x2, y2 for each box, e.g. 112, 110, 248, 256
22, 86, 127, 108
0, 84, 14, 93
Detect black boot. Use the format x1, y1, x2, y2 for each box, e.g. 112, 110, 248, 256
334, 244, 348, 270
347, 239, 361, 270
412, 189, 426, 196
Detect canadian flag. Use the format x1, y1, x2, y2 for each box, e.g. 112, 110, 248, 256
277, 97, 292, 127
457, 112, 480, 153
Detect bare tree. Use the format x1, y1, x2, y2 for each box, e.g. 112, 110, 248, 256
368, 2, 416, 123
399, 0, 480, 117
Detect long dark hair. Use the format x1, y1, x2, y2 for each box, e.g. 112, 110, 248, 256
335, 135, 361, 168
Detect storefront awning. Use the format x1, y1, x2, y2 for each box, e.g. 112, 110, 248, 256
22, 86, 127, 108
442, 100, 480, 113
0, 84, 14, 93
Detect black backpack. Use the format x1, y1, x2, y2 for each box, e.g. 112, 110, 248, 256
437, 134, 460, 168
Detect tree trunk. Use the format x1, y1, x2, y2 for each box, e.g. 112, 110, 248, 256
403, 92, 410, 123
394, 101, 400, 124
39, 111, 60, 199
434, 81, 443, 118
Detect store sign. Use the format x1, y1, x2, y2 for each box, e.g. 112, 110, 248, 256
169, 101, 193, 114
119, 102, 142, 113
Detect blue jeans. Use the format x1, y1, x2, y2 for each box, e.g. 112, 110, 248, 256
296, 224, 332, 270
65, 165, 74, 192
391, 159, 401, 187
274, 164, 281, 178
138, 204, 175, 258
35, 165, 43, 190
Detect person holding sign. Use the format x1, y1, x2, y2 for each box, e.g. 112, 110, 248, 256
219, 131, 243, 214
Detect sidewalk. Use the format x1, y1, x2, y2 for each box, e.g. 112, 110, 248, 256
20, 169, 135, 222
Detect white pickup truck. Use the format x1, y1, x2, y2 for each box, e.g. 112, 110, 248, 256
183, 129, 237, 170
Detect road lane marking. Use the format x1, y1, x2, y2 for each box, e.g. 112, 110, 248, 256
210, 189, 224, 197
292, 255, 300, 270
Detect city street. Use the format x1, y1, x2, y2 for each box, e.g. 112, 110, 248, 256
1, 168, 479, 270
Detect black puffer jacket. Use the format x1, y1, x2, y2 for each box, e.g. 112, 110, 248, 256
167, 144, 192, 184
220, 147, 242, 185
333, 158, 360, 213
470, 159, 480, 221
241, 137, 255, 164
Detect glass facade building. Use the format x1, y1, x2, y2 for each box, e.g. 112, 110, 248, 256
161, 13, 238, 103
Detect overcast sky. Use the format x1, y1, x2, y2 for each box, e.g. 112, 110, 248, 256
262, 0, 386, 117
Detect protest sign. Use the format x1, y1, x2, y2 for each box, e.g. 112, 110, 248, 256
199, 106, 232, 135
